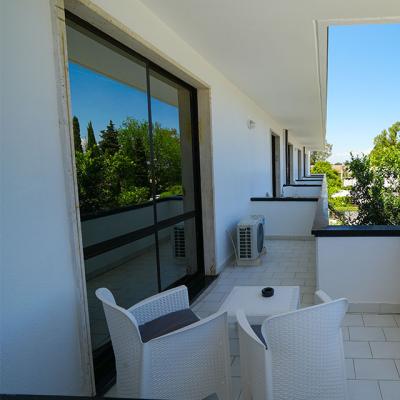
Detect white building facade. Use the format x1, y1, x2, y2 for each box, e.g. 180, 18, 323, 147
2, 0, 400, 397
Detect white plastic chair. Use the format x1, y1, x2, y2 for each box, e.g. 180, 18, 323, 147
96, 285, 231, 400
237, 290, 348, 400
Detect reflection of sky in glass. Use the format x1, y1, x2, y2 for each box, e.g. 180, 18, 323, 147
69, 62, 179, 139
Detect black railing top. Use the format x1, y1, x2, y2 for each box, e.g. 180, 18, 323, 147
283, 184, 322, 187
81, 196, 183, 221
251, 197, 319, 202
312, 225, 400, 237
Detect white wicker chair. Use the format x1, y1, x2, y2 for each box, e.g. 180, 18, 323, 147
237, 290, 348, 400
96, 285, 231, 400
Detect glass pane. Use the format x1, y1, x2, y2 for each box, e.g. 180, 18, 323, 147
149, 70, 195, 220
158, 218, 198, 290
66, 20, 153, 217
66, 20, 157, 353
86, 235, 158, 350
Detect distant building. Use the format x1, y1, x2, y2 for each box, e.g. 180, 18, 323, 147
332, 163, 345, 179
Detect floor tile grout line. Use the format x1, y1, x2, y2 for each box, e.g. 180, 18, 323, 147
394, 357, 400, 378
368, 342, 373, 359
377, 380, 384, 400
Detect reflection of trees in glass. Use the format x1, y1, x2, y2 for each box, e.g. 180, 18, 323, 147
73, 116, 83, 153
87, 121, 97, 150
73, 116, 183, 215
99, 120, 119, 156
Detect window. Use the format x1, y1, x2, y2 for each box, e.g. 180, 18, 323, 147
66, 13, 204, 392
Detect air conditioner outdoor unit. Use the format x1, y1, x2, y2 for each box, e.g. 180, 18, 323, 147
236, 215, 265, 264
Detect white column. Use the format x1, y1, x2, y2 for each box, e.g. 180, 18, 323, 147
1, 0, 93, 395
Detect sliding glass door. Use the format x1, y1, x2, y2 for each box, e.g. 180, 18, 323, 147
65, 13, 204, 392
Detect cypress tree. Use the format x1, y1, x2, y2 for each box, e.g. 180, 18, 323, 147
87, 121, 97, 150
72, 116, 83, 153
99, 120, 119, 155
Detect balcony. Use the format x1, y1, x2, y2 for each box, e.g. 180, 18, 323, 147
4, 1, 400, 399
88, 176, 400, 400
187, 176, 400, 400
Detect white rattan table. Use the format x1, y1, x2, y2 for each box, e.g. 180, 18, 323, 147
218, 286, 300, 324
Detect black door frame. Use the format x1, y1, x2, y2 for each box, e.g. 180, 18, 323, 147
271, 133, 280, 197
271, 135, 276, 197
66, 11, 205, 394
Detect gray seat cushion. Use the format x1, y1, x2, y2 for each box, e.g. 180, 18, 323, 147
251, 324, 267, 348
139, 308, 200, 342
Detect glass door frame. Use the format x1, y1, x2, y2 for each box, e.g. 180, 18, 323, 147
66, 11, 205, 394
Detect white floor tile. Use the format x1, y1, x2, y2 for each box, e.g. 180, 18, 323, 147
384, 328, 400, 341
370, 342, 400, 359
104, 384, 119, 398
380, 380, 400, 400
350, 327, 385, 341
393, 315, 400, 327
344, 341, 372, 358
346, 359, 355, 379
354, 359, 399, 380
231, 376, 242, 400
343, 314, 364, 327
364, 314, 397, 327
347, 380, 382, 400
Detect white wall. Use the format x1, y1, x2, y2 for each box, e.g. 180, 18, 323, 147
1, 0, 92, 395
305, 151, 311, 175
317, 237, 400, 309
250, 201, 316, 237
294, 179, 322, 185
282, 185, 321, 197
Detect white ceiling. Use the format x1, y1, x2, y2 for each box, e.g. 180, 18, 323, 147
140, 0, 400, 148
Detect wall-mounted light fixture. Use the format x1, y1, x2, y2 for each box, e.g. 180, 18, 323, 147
247, 119, 256, 130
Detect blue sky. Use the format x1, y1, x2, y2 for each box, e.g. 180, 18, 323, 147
327, 23, 400, 163
68, 62, 179, 139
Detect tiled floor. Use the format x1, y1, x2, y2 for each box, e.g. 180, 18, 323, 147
192, 239, 400, 400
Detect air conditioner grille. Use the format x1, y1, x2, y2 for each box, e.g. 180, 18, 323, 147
239, 226, 252, 259
173, 226, 186, 258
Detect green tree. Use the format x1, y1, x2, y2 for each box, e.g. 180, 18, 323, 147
347, 122, 400, 225
310, 141, 333, 164
347, 154, 390, 224
370, 121, 400, 167
99, 120, 119, 155
311, 160, 342, 197
73, 116, 83, 153
86, 121, 97, 150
